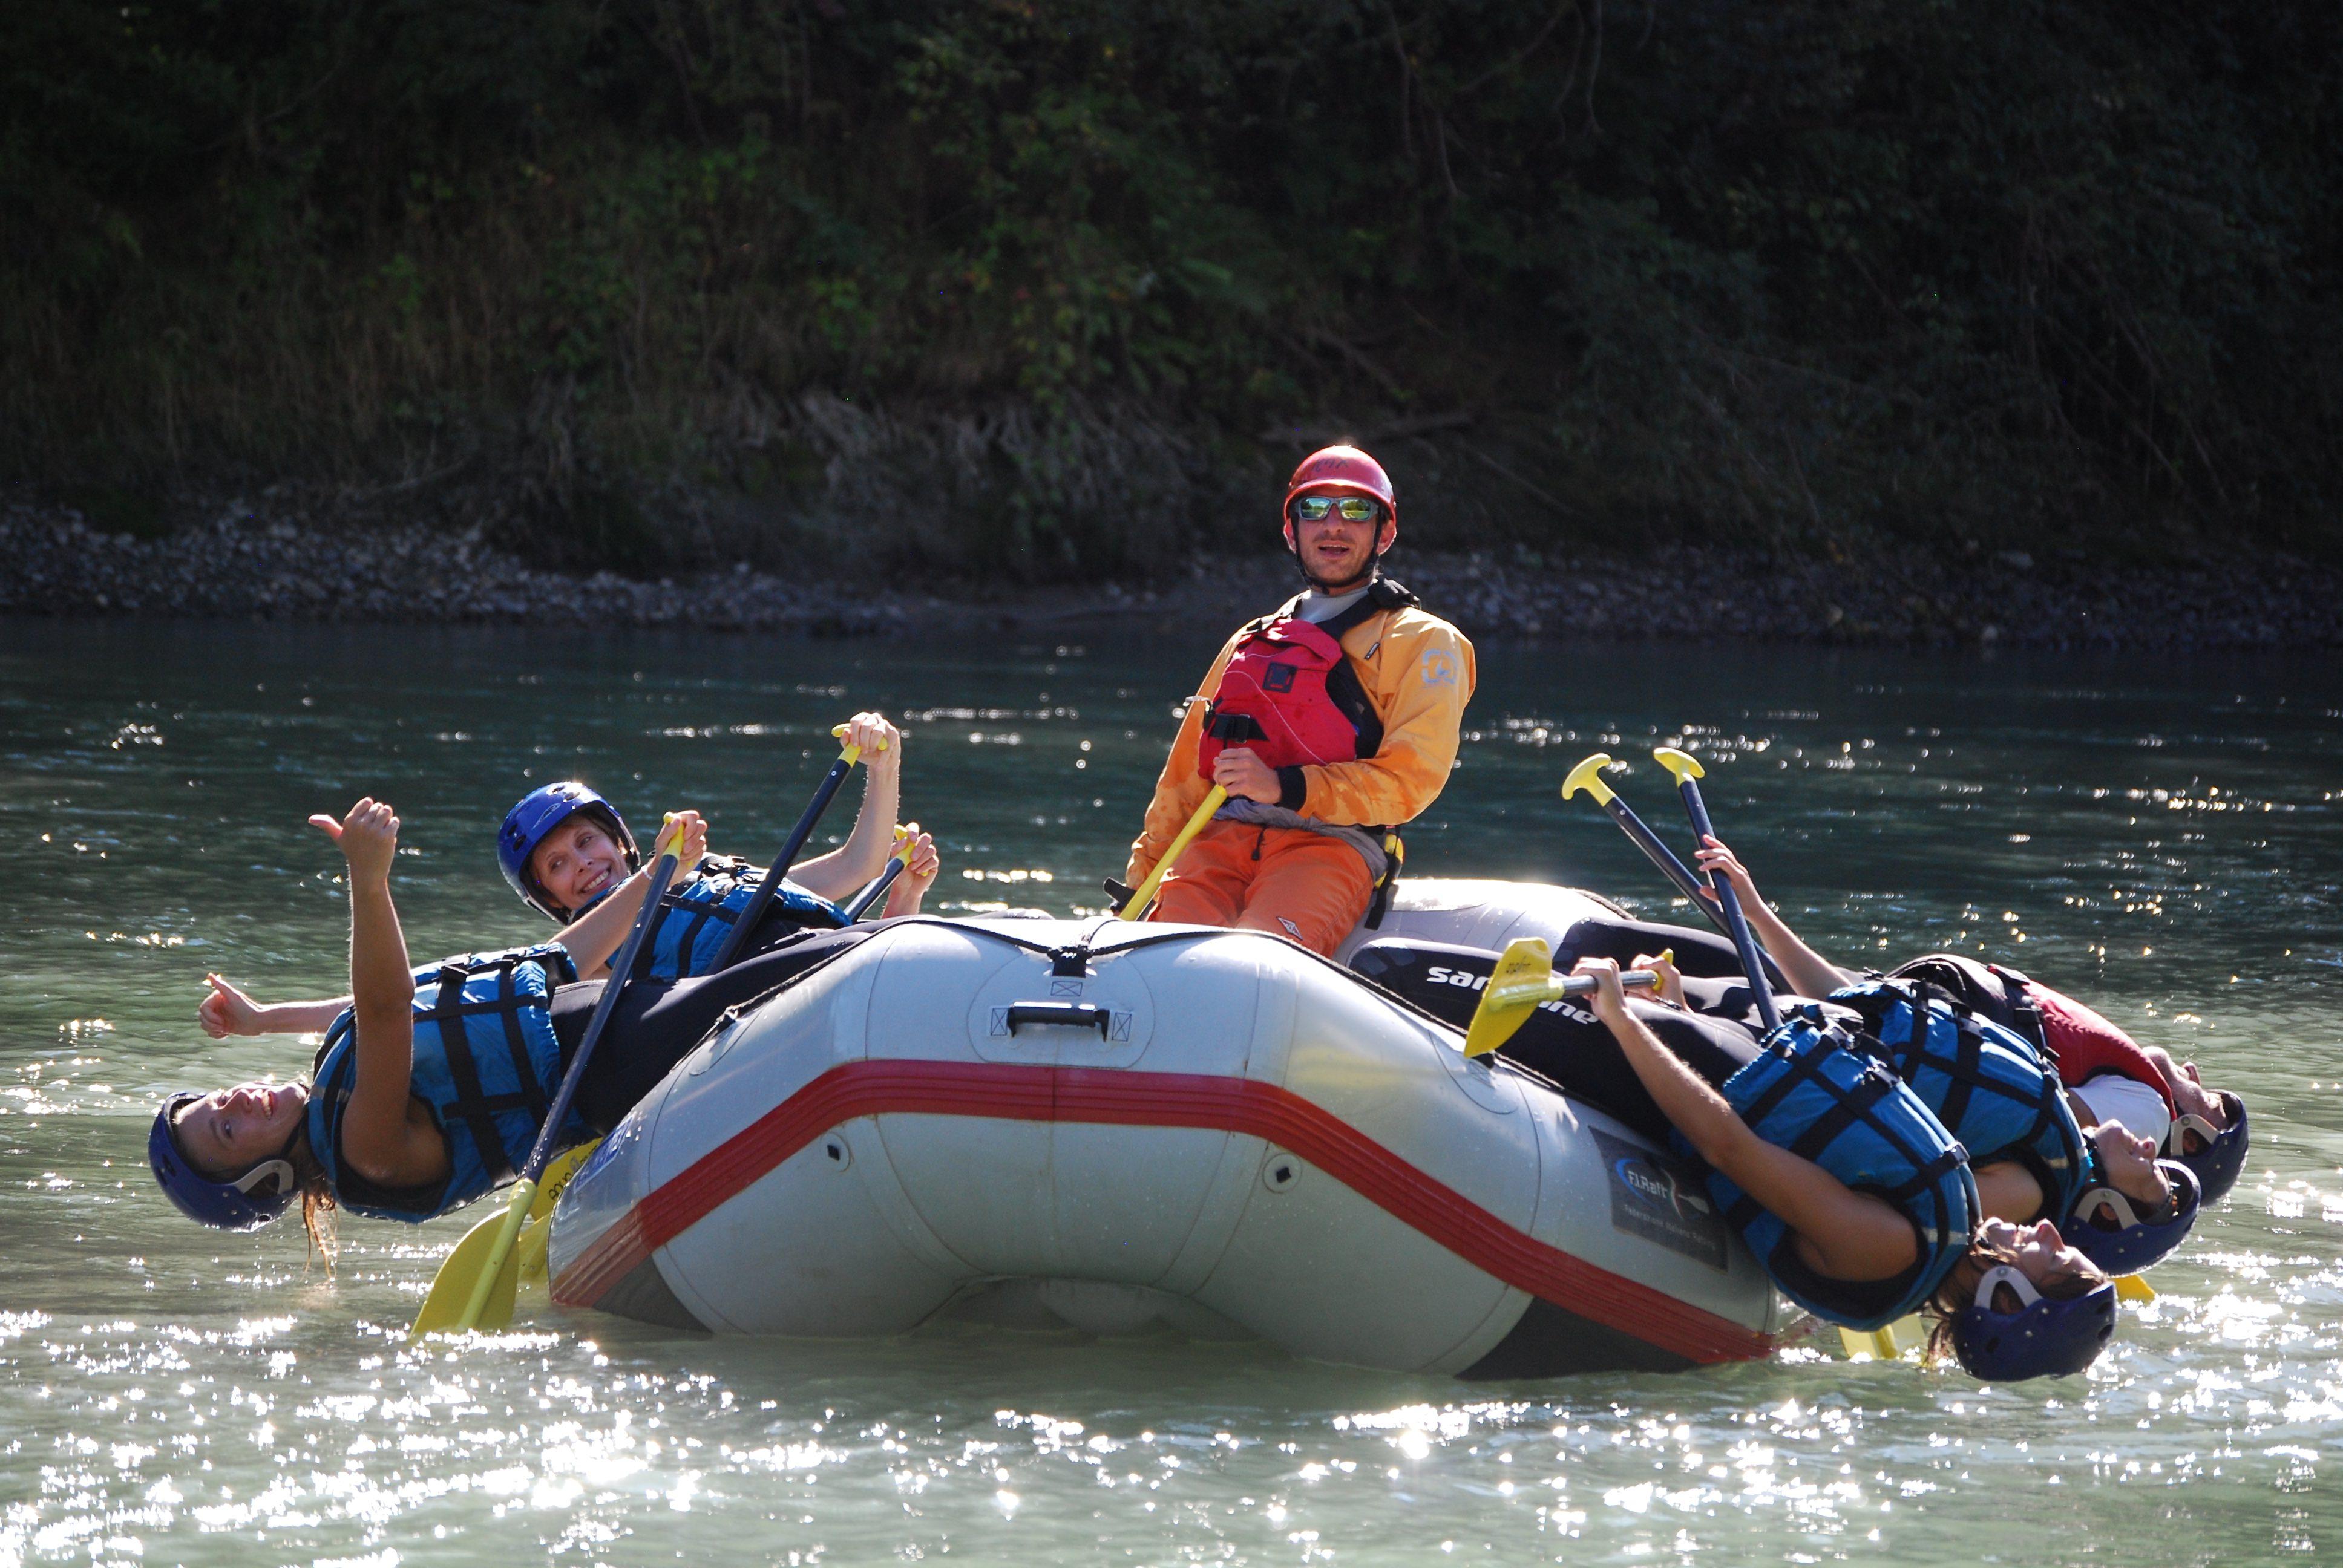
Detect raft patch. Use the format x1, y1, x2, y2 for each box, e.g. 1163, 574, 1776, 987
1593, 1129, 1729, 1270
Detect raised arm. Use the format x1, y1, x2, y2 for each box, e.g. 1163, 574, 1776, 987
791, 711, 904, 900
1579, 957, 1918, 1283
1691, 837, 1851, 999
307, 800, 437, 1185
198, 974, 353, 1039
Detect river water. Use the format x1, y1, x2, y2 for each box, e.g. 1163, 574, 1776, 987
2, 619, 2338, 1566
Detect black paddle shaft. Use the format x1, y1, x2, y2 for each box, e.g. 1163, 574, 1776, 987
519, 844, 684, 1182
1601, 795, 1735, 941
841, 853, 908, 922
1670, 779, 1782, 1031
709, 753, 857, 972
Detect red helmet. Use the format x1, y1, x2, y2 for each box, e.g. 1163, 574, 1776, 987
1284, 446, 1397, 523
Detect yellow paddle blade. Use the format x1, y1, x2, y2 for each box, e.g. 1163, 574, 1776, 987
1561, 753, 1618, 805
1652, 746, 1705, 785
513, 1140, 602, 1285
2115, 1273, 2157, 1303
1837, 1315, 1921, 1360
514, 1212, 554, 1285
408, 1202, 525, 1342
532, 1140, 601, 1220
1464, 938, 1559, 1057
1838, 1327, 1889, 1359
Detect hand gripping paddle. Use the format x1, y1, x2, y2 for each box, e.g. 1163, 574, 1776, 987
709, 723, 876, 972
1461, 938, 1659, 1057
1651, 748, 1781, 1033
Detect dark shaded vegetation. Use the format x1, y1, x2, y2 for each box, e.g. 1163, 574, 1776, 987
6, 1, 2338, 581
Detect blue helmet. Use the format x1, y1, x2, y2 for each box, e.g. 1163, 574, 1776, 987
148, 1093, 299, 1232
1948, 1263, 2119, 1381
2166, 1092, 2248, 1204
497, 782, 640, 920
2062, 1159, 2201, 1274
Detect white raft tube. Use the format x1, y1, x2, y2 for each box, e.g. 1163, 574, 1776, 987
548, 886, 1790, 1376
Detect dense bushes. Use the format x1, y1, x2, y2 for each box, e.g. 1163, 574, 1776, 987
5, 1, 2337, 575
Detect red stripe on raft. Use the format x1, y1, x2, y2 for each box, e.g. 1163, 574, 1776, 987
551, 1061, 1774, 1365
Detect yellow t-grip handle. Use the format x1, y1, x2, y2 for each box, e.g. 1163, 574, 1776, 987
1562, 753, 1619, 806
1653, 746, 1705, 785
829, 722, 889, 768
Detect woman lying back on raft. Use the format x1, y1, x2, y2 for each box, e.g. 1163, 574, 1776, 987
1685, 835, 2247, 1204
1359, 904, 2200, 1275
1569, 956, 2117, 1379
149, 795, 939, 1252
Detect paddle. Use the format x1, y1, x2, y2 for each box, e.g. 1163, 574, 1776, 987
1562, 754, 1735, 942
1116, 784, 1228, 921
1651, 748, 1781, 1033
708, 723, 876, 973
841, 826, 916, 921
1460, 937, 1659, 1057
408, 813, 690, 1340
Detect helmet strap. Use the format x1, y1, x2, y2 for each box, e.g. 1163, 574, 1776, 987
234, 1157, 297, 1198
235, 1105, 309, 1198
2167, 1110, 2223, 1155
1973, 1263, 2042, 1312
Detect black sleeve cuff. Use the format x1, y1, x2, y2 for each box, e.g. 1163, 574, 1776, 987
1277, 766, 1309, 811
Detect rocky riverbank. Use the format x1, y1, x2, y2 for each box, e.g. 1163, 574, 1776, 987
5, 497, 2339, 650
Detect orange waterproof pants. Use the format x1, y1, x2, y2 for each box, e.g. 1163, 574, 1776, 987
1147, 819, 1375, 956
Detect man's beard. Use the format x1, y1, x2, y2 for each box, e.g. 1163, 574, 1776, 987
1293, 541, 1381, 593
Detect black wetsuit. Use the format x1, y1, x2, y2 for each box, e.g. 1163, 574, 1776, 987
1351, 915, 1775, 1144
554, 922, 888, 1133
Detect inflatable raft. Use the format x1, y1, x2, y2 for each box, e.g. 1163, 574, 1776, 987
547, 881, 1792, 1376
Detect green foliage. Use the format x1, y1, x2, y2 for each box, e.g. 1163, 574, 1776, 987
3, 0, 2337, 572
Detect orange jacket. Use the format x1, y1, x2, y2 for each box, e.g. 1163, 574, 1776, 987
1126, 592, 1475, 886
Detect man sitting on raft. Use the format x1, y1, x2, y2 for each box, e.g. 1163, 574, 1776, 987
156, 783, 940, 1247
1567, 957, 2117, 1377
1123, 446, 1473, 955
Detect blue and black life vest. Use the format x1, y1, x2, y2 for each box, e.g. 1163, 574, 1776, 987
305, 944, 584, 1223
1704, 1016, 1979, 1330
1820, 978, 2091, 1225
1884, 953, 2051, 1059
634, 855, 847, 982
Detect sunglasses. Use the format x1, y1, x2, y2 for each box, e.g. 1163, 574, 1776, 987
1289, 494, 1384, 524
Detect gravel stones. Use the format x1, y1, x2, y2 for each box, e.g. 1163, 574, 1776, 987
2, 501, 2336, 651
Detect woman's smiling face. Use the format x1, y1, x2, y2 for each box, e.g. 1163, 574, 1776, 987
175, 1080, 309, 1178
528, 814, 629, 916
1978, 1215, 2098, 1290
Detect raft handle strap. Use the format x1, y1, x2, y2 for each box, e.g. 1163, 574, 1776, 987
1003, 1002, 1115, 1037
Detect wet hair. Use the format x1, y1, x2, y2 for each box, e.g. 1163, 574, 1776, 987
1921, 1233, 2109, 1364
298, 1177, 338, 1273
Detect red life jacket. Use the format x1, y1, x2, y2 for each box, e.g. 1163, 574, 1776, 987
1195, 582, 1412, 779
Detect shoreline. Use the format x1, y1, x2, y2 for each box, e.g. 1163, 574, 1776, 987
5, 498, 2339, 651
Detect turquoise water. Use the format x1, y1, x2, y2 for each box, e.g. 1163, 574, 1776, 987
2, 619, 2339, 1566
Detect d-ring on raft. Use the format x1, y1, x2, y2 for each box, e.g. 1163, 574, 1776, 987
546, 883, 1795, 1376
